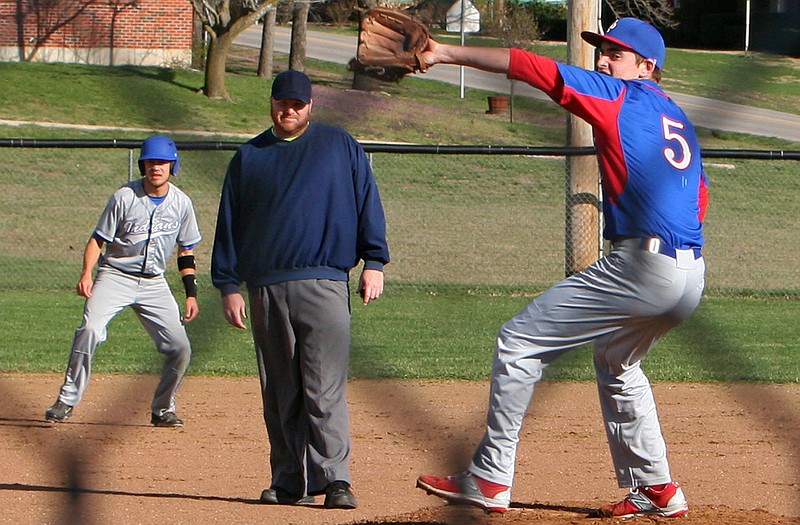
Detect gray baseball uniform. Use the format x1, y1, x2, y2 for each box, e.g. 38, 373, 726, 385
470, 241, 704, 487
55, 178, 201, 415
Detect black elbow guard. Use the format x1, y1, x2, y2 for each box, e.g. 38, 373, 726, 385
178, 254, 196, 271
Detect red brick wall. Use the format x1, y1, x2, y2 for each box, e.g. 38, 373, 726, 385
0, 0, 192, 63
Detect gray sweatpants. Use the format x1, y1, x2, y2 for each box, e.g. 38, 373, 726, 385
469, 239, 705, 489
57, 266, 192, 415
248, 279, 352, 497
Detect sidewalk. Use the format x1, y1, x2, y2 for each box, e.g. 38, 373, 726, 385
0, 119, 252, 139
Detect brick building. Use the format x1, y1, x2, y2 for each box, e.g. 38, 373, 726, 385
0, 0, 193, 67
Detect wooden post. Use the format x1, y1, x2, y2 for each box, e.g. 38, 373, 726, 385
564, 0, 601, 276
258, 8, 276, 78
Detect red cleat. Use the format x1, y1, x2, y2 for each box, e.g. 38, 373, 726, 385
416, 471, 511, 513
599, 482, 688, 518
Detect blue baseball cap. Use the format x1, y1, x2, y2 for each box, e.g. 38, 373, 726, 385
271, 70, 312, 103
581, 18, 666, 69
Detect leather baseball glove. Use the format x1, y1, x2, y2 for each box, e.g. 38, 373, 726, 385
349, 7, 430, 82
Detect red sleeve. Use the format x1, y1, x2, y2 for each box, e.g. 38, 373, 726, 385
698, 173, 709, 223
507, 48, 564, 99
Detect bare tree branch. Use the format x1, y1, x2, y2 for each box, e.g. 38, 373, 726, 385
188, 0, 279, 98
604, 0, 676, 29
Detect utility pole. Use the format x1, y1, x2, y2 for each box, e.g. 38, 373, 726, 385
564, 0, 601, 276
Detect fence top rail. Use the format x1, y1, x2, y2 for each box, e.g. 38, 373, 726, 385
0, 138, 798, 160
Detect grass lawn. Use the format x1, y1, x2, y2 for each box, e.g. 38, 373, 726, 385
0, 39, 798, 382
2, 286, 798, 382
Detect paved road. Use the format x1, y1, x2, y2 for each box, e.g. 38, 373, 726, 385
236, 26, 800, 143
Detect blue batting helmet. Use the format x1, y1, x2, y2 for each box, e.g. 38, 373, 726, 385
138, 135, 180, 176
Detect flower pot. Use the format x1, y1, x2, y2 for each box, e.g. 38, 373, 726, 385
486, 95, 510, 115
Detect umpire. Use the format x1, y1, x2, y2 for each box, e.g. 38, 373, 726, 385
211, 70, 390, 509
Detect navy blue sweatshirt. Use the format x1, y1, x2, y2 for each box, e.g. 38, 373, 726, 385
211, 123, 390, 295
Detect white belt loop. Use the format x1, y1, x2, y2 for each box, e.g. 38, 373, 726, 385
675, 248, 699, 268
646, 237, 661, 255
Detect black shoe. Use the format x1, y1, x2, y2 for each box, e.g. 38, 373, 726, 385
260, 487, 315, 506
151, 412, 184, 427
45, 400, 73, 422
324, 481, 357, 509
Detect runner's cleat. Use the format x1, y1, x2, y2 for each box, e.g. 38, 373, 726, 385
45, 400, 73, 423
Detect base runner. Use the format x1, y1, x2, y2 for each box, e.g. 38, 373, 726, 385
45, 135, 201, 428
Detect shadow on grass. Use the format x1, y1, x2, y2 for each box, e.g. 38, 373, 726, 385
115, 65, 199, 94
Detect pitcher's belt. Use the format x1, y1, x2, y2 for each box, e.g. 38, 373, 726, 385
614, 237, 702, 260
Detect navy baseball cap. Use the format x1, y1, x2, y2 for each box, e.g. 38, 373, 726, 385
271, 70, 312, 103
581, 18, 666, 69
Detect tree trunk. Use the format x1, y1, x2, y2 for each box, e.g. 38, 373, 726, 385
193, 1, 278, 99
289, 1, 310, 71
204, 32, 235, 99
351, 10, 380, 91
351, 71, 381, 91
258, 8, 276, 78
191, 8, 206, 71
492, 0, 505, 32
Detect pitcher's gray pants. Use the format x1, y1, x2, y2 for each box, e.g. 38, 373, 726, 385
469, 240, 705, 489
57, 266, 192, 416
249, 279, 352, 497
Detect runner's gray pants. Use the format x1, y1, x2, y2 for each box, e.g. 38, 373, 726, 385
57, 266, 192, 415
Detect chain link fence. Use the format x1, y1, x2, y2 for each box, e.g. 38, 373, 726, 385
0, 140, 798, 297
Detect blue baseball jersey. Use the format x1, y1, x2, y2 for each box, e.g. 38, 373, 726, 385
508, 49, 708, 249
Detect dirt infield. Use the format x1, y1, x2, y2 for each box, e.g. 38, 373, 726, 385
1, 373, 798, 525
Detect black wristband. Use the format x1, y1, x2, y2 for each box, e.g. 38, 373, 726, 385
182, 274, 198, 298
178, 254, 196, 271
